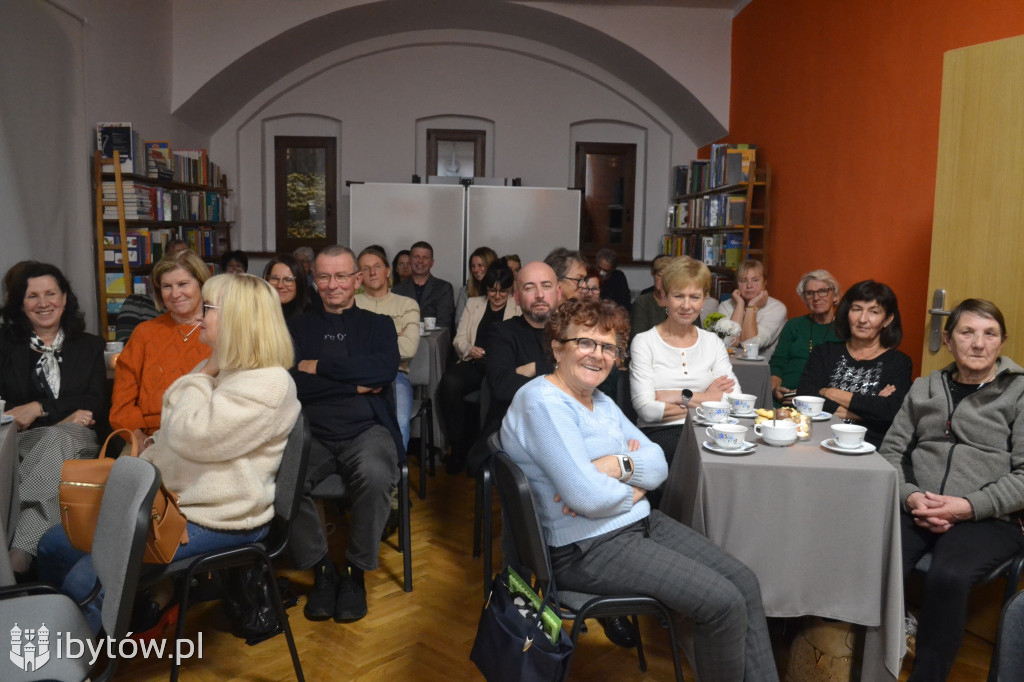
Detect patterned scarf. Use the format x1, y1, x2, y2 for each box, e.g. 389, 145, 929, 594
30, 329, 64, 399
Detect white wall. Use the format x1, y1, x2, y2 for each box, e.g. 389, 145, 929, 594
212, 31, 697, 263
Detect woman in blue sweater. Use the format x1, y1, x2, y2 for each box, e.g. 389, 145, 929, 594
500, 298, 777, 682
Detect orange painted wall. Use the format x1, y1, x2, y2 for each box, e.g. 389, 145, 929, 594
725, 1, 1024, 375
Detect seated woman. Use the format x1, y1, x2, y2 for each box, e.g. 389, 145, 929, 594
391, 249, 413, 286
630, 255, 672, 337
354, 245, 421, 450
716, 259, 787, 359
38, 273, 301, 632
220, 249, 248, 275
630, 257, 739, 461
0, 262, 107, 575
110, 250, 211, 451
797, 280, 912, 447
879, 299, 1024, 681
502, 253, 521, 278
439, 260, 518, 473
769, 269, 842, 405
263, 253, 311, 320
500, 298, 777, 682
454, 246, 497, 328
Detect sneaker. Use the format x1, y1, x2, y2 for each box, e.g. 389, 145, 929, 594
303, 561, 339, 621
334, 567, 368, 623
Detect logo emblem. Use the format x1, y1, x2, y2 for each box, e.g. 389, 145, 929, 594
10, 623, 51, 672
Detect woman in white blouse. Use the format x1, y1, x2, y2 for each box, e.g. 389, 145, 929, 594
629, 257, 739, 462
716, 259, 787, 360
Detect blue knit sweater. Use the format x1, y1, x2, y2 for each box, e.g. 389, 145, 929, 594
500, 376, 668, 547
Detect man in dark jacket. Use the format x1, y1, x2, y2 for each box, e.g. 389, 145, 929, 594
392, 241, 455, 331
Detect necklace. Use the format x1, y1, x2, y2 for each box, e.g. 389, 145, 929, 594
808, 315, 835, 353
847, 342, 884, 362
174, 320, 201, 342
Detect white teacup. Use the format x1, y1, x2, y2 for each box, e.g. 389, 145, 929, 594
727, 393, 757, 415
105, 341, 124, 353
424, 317, 437, 330
705, 423, 748, 450
754, 420, 798, 446
694, 401, 731, 423
831, 423, 867, 449
742, 341, 760, 359
793, 395, 825, 417
0, 399, 6, 418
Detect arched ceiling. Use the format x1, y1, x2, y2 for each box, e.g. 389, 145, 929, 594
174, 0, 730, 144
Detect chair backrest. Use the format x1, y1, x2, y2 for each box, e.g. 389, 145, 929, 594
492, 446, 555, 593
997, 589, 1024, 680
92, 457, 161, 639
408, 337, 431, 387
268, 415, 312, 554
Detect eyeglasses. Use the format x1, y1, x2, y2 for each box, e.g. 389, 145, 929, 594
577, 285, 598, 293
202, 303, 220, 317
487, 287, 509, 295
268, 275, 296, 285
803, 288, 832, 299
559, 276, 586, 289
315, 271, 359, 285
559, 337, 624, 360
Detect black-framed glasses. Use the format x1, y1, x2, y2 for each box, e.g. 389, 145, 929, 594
803, 288, 832, 299
268, 275, 296, 285
315, 271, 359, 285
202, 303, 220, 317
558, 337, 624, 360
487, 287, 510, 295
558, 276, 586, 289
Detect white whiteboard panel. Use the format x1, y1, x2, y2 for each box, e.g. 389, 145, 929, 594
466, 186, 581, 265
349, 183, 466, 286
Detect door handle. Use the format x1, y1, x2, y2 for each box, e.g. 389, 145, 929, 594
928, 289, 950, 352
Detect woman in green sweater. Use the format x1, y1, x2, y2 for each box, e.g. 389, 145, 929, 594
768, 269, 841, 405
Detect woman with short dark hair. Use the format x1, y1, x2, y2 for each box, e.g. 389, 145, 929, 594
797, 280, 913, 446
262, 253, 310, 320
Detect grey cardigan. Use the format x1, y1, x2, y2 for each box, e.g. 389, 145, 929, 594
879, 356, 1024, 521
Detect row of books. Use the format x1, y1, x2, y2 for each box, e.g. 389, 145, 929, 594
667, 194, 748, 229
661, 232, 744, 269
103, 226, 220, 268
105, 263, 223, 316
102, 181, 226, 222
673, 143, 758, 197
96, 122, 223, 186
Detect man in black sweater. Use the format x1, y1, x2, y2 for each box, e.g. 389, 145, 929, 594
287, 245, 402, 625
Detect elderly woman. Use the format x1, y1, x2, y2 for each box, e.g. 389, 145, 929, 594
596, 247, 632, 310
439, 261, 519, 473
454, 246, 498, 328
769, 269, 842, 405
0, 262, 107, 574
879, 299, 1024, 681
263, 253, 310, 320
797, 280, 912, 447
500, 298, 777, 682
110, 250, 212, 451
717, 260, 787, 359
38, 273, 301, 632
354, 245, 421, 450
630, 257, 739, 460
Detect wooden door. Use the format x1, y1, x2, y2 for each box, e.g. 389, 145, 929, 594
575, 142, 636, 264
922, 35, 1024, 374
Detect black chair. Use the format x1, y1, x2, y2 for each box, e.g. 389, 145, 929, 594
913, 547, 1024, 682
491, 445, 685, 681
408, 340, 436, 499
994, 588, 1024, 681
145, 415, 312, 682
0, 457, 160, 682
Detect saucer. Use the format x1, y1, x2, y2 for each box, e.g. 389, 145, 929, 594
731, 409, 757, 418
810, 411, 832, 422
692, 416, 739, 427
1, 415, 12, 426
821, 438, 875, 455
703, 440, 757, 455
734, 355, 766, 362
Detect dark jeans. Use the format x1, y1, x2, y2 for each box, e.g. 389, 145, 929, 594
900, 512, 1024, 681
289, 425, 398, 572
437, 361, 485, 457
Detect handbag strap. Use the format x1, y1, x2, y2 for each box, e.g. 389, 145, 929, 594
100, 428, 139, 459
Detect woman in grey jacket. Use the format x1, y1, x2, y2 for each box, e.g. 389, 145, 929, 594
879, 298, 1024, 682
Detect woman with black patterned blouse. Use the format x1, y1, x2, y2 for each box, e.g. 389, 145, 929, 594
797, 280, 913, 447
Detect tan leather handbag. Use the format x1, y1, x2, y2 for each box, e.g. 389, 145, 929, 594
60, 428, 189, 564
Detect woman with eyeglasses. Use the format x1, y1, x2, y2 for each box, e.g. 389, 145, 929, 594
262, 253, 310, 320
768, 270, 842, 406
629, 258, 739, 463
39, 273, 301, 633
500, 298, 777, 682
579, 265, 602, 303
439, 261, 520, 474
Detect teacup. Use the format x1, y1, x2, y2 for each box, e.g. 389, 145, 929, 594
0, 399, 6, 418
705, 423, 748, 450
694, 401, 731, 423
793, 395, 825, 417
742, 341, 760, 359
105, 341, 124, 353
424, 317, 438, 330
727, 393, 757, 415
831, 423, 867, 449
754, 420, 798, 446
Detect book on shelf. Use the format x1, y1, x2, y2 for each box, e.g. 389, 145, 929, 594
673, 165, 689, 198
726, 196, 747, 226
96, 122, 142, 174
709, 143, 757, 188
688, 160, 710, 194
145, 141, 173, 181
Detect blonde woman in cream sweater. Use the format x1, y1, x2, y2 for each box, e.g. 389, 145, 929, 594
38, 274, 300, 632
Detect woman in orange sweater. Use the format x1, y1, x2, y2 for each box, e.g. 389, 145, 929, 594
109, 250, 211, 450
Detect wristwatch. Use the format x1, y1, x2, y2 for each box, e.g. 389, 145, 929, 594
679, 389, 693, 408
618, 454, 634, 482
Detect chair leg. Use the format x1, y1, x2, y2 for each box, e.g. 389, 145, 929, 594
632, 614, 648, 672
418, 406, 428, 500
473, 471, 484, 559
262, 558, 305, 681
400, 463, 413, 592
426, 399, 436, 477
169, 566, 199, 682
482, 468, 493, 602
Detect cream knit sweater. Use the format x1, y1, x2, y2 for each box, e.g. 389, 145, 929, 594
141, 365, 301, 530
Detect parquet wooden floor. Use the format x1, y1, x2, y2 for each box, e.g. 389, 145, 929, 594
113, 460, 995, 681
